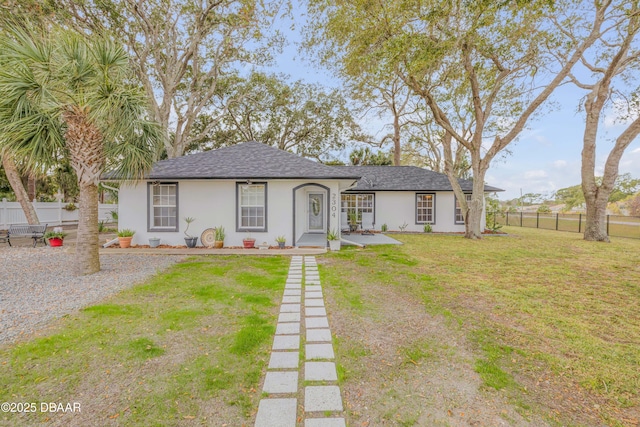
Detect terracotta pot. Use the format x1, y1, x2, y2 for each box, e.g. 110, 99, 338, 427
118, 236, 133, 248
243, 238, 256, 248
49, 237, 63, 247
213, 240, 223, 249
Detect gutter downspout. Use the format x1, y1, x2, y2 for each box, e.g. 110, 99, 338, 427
338, 180, 361, 247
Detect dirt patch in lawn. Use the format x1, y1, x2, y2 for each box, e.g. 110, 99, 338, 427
321, 256, 547, 426
319, 250, 622, 427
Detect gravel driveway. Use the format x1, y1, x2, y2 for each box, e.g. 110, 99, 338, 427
0, 247, 184, 345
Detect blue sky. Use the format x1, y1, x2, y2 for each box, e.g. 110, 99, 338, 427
263, 11, 640, 201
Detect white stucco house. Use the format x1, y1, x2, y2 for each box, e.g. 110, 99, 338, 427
110, 142, 502, 247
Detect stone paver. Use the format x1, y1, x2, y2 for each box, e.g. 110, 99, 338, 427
305, 307, 327, 317
305, 362, 338, 381
273, 335, 300, 350
280, 303, 301, 313
285, 283, 302, 289
263, 371, 298, 393
276, 323, 300, 335
283, 289, 301, 296
305, 418, 346, 427
305, 291, 323, 299
306, 343, 335, 360
278, 312, 300, 322
306, 317, 329, 329
305, 299, 325, 307
306, 279, 321, 285
305, 386, 343, 412
306, 285, 322, 291
282, 295, 301, 303
269, 351, 299, 369
255, 398, 297, 427
306, 328, 332, 342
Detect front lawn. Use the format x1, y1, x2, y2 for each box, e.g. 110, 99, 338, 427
320, 227, 640, 426
0, 256, 288, 426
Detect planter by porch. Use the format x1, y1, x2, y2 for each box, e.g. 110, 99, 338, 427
243, 238, 256, 248
213, 240, 224, 249
48, 237, 63, 247
328, 240, 341, 251
118, 236, 133, 248
149, 238, 160, 248
185, 236, 198, 248
278, 241, 285, 249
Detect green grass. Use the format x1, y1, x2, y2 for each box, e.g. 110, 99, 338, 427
0, 255, 288, 426
322, 227, 640, 426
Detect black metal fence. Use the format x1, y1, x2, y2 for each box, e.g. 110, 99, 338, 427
489, 212, 640, 239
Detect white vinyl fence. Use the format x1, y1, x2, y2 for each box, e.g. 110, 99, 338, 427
0, 199, 117, 229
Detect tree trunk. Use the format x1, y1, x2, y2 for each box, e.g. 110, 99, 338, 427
442, 132, 484, 239
76, 182, 101, 275
583, 195, 609, 241
393, 113, 401, 166
465, 171, 486, 239
27, 172, 36, 201
63, 106, 104, 275
1, 152, 40, 225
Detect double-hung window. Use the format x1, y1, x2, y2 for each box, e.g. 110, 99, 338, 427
237, 183, 267, 231
148, 183, 178, 231
455, 194, 473, 224
416, 193, 435, 224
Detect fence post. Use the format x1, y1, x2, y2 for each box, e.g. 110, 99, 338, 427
578, 214, 582, 233
536, 212, 539, 228
57, 197, 63, 226
520, 211, 523, 227
1, 198, 6, 229
556, 213, 559, 230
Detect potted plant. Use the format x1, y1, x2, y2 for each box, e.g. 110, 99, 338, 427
117, 229, 135, 248
275, 235, 286, 249
348, 210, 359, 232
184, 217, 198, 248
214, 226, 225, 249
327, 229, 340, 251
44, 229, 67, 247
149, 237, 161, 248
243, 233, 256, 249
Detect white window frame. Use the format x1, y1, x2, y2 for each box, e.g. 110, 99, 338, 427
148, 182, 178, 232
237, 182, 267, 232
415, 193, 435, 224
455, 194, 473, 224
341, 193, 374, 225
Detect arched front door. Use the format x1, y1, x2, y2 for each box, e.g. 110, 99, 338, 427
307, 192, 325, 233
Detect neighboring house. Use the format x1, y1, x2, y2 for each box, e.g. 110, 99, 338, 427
111, 142, 502, 247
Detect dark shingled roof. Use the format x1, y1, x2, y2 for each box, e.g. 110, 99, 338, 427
337, 166, 503, 192
147, 141, 360, 180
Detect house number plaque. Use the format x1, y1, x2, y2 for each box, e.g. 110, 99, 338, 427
331, 193, 337, 217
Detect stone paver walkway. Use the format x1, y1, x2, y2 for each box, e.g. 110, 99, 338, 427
255, 256, 345, 427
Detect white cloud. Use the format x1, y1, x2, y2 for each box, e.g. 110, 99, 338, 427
524, 170, 548, 179
632, 147, 640, 154
553, 160, 567, 169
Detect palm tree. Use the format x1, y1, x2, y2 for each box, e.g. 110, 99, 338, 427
0, 23, 163, 274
